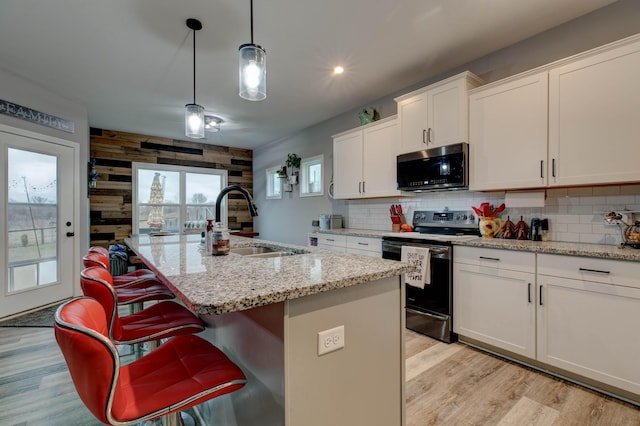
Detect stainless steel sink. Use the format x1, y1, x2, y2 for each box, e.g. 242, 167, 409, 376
229, 246, 277, 255
229, 245, 303, 258
245, 251, 296, 258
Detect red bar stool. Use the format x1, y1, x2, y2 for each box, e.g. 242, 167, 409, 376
80, 266, 204, 345
55, 297, 246, 425
86, 248, 157, 285
82, 253, 174, 305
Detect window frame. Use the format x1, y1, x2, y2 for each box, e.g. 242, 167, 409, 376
299, 154, 324, 197
265, 165, 283, 199
132, 162, 227, 234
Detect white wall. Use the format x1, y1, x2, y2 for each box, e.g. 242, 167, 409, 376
254, 0, 640, 246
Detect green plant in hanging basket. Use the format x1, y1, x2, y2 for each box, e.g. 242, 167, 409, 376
285, 153, 301, 170
276, 166, 288, 178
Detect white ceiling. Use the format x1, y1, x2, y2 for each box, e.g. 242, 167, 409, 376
0, 0, 617, 149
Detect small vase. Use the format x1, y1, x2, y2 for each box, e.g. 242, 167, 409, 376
479, 217, 502, 238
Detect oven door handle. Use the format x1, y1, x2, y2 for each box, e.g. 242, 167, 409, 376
405, 307, 449, 320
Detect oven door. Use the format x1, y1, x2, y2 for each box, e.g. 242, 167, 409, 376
382, 239, 455, 342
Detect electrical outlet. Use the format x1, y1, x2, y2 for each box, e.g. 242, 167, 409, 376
318, 325, 344, 356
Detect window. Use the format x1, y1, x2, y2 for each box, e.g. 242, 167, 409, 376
132, 163, 227, 234
265, 166, 282, 199
300, 155, 323, 197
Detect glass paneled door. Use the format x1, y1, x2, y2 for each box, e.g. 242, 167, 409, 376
0, 129, 76, 318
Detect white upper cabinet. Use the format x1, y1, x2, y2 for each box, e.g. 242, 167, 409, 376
395, 71, 484, 154
548, 37, 640, 187
469, 72, 549, 191
470, 34, 640, 191
332, 116, 401, 199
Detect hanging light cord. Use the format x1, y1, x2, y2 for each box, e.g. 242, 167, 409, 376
250, 0, 254, 44
192, 27, 197, 105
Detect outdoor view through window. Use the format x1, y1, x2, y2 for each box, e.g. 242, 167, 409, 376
7, 148, 58, 292
134, 163, 226, 234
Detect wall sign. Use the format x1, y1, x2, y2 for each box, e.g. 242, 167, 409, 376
0, 99, 75, 133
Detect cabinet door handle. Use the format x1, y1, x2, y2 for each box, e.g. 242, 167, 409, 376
358, 182, 362, 193
422, 129, 427, 144
427, 128, 432, 144
479, 256, 500, 261
552, 158, 556, 178
579, 267, 610, 274
362, 181, 365, 193
357, 242, 369, 246
66, 232, 75, 237
539, 285, 543, 306
528, 283, 532, 303
326, 238, 335, 242
540, 160, 544, 179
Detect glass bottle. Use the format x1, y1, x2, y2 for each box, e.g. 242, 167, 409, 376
205, 219, 214, 254
211, 222, 230, 256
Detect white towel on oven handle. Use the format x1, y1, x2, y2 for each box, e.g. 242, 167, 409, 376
401, 246, 431, 288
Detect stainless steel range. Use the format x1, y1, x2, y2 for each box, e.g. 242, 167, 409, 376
382, 209, 479, 343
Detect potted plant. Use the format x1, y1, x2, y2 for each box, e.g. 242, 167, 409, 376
276, 166, 288, 178
285, 153, 301, 184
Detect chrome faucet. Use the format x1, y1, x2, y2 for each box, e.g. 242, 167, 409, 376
214, 185, 258, 223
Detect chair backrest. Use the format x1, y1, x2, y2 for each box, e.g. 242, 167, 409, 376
80, 266, 122, 340
54, 297, 119, 425
83, 251, 110, 270
88, 246, 110, 258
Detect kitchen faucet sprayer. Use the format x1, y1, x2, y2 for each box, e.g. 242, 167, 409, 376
214, 185, 258, 223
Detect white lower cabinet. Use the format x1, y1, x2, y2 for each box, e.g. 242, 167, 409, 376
454, 247, 640, 398
346, 236, 382, 258
537, 254, 640, 396
317, 234, 346, 253
317, 234, 382, 257
453, 247, 536, 358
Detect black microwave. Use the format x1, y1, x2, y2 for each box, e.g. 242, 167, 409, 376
396, 143, 468, 192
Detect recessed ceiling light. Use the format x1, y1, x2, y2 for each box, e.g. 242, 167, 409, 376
333, 66, 344, 75
204, 115, 223, 132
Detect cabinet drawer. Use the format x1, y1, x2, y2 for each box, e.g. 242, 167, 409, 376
538, 254, 640, 289
317, 233, 346, 247
454, 246, 535, 273
346, 236, 381, 253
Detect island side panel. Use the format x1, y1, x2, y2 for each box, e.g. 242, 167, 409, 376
284, 275, 404, 426
198, 302, 286, 426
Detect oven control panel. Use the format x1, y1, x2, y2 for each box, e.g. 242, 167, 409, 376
412, 210, 477, 228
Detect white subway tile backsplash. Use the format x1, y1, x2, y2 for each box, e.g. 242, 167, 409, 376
345, 185, 640, 246
567, 223, 593, 233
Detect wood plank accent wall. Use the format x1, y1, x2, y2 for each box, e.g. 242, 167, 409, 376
89, 128, 253, 247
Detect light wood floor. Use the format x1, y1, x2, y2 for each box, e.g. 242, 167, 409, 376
1, 327, 638, 425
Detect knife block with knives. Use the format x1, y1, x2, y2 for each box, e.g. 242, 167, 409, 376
389, 204, 406, 231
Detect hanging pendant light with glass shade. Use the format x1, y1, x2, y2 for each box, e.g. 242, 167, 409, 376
239, 0, 266, 101
185, 18, 205, 138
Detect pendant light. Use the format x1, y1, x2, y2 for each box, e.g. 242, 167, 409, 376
239, 0, 266, 101
185, 18, 204, 139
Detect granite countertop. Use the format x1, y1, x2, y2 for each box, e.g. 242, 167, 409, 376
125, 234, 413, 316
315, 229, 640, 262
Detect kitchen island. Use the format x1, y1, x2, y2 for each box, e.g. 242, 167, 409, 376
125, 234, 412, 426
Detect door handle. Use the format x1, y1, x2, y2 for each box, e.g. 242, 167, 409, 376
66, 232, 75, 237
528, 283, 532, 303
540, 160, 544, 179
422, 129, 427, 144
427, 128, 432, 144
552, 158, 556, 178
539, 285, 543, 306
